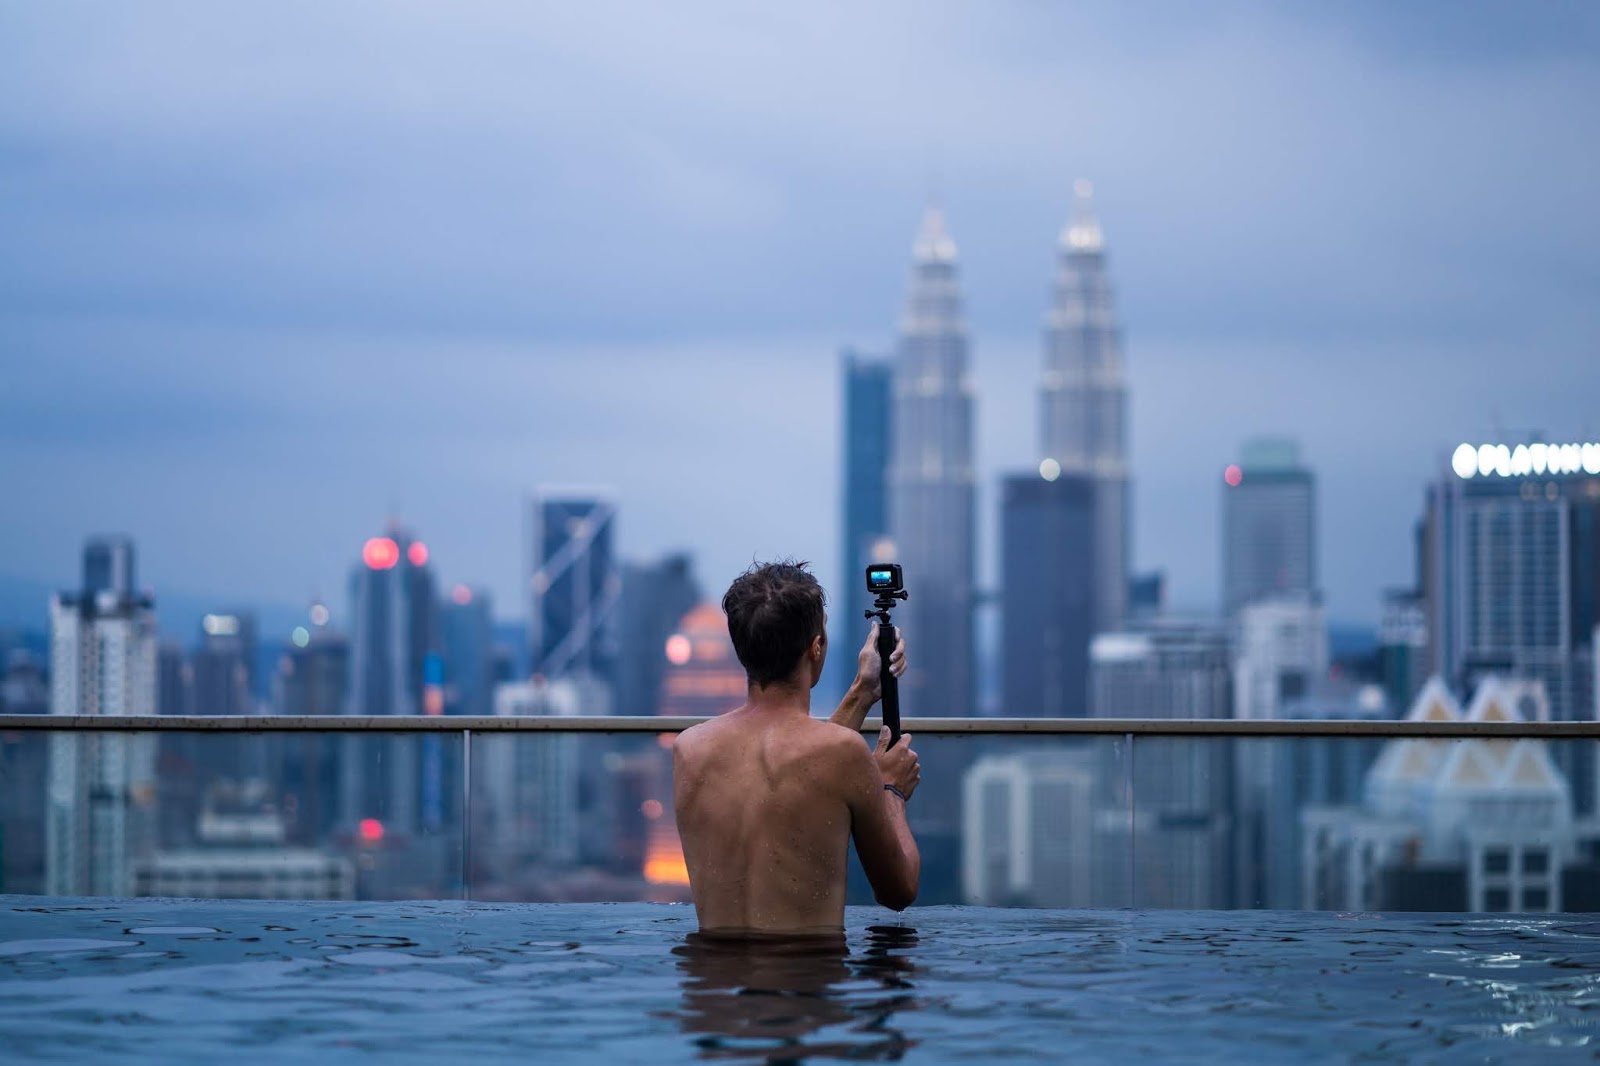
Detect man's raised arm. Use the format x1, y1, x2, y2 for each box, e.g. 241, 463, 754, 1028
830, 623, 907, 730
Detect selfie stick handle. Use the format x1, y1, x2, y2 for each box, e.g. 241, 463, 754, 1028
877, 622, 901, 747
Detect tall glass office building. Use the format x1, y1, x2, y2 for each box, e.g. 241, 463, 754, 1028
1040, 181, 1130, 632
1424, 441, 1600, 722
1222, 438, 1317, 618
888, 208, 976, 719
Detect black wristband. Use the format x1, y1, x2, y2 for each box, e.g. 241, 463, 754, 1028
884, 783, 909, 803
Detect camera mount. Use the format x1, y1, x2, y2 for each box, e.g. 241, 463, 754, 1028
863, 565, 909, 747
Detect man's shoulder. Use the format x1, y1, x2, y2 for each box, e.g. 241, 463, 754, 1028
799, 718, 872, 765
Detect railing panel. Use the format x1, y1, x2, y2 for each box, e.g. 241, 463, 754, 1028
915, 734, 1132, 909
0, 730, 463, 902
466, 731, 684, 903
5, 720, 1597, 914
1126, 735, 1600, 913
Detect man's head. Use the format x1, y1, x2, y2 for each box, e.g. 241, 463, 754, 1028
721, 560, 828, 689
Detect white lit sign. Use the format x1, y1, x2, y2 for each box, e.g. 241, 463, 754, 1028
1452, 442, 1600, 479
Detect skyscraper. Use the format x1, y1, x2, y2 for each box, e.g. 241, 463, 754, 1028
342, 527, 438, 836
835, 350, 894, 697
1222, 438, 1317, 618
616, 553, 700, 718
1000, 470, 1097, 717
442, 585, 495, 717
889, 207, 976, 719
1424, 439, 1600, 722
47, 536, 159, 896
530, 493, 620, 690
1040, 181, 1130, 632
1090, 621, 1233, 908
272, 608, 348, 844
190, 610, 258, 716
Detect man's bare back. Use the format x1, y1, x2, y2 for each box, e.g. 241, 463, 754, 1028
673, 618, 921, 935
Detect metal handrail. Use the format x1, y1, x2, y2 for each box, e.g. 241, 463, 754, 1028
3, 714, 1599, 738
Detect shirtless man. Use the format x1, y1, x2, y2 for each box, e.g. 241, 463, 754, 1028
672, 561, 921, 934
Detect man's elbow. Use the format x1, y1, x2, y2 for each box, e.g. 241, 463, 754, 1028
874, 881, 918, 911
874, 861, 920, 911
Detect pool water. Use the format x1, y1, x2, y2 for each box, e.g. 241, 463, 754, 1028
3, 897, 1599, 1063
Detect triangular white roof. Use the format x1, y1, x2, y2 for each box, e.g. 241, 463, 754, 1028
1500, 739, 1563, 792
1408, 677, 1461, 722
1436, 742, 1497, 790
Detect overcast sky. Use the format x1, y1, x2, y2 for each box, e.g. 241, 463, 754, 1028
2, 1, 1598, 634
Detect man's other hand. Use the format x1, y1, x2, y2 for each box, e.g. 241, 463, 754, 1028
855, 623, 907, 703
873, 726, 920, 801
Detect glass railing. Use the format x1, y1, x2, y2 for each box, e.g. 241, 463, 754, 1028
2, 715, 1596, 914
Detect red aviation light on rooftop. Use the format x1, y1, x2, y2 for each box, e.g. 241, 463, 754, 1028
451, 584, 473, 606
407, 541, 429, 567
358, 818, 384, 843
363, 538, 400, 570
1224, 464, 1243, 488
665, 634, 692, 666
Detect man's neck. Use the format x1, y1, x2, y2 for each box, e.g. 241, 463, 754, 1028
744, 679, 812, 718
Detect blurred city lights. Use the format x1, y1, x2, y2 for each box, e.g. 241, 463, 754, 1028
362, 537, 400, 570
665, 634, 692, 665
309, 603, 330, 626
407, 541, 429, 567
1224, 464, 1243, 488
1039, 457, 1061, 482
291, 626, 310, 648
451, 584, 473, 605
641, 799, 664, 820
358, 818, 384, 843
1455, 442, 1600, 479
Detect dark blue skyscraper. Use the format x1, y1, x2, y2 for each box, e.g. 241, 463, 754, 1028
835, 350, 893, 694
441, 585, 494, 717
1001, 471, 1097, 717
342, 527, 438, 835
530, 494, 619, 687
617, 553, 700, 716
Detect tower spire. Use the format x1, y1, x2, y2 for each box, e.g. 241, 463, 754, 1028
912, 204, 958, 264
1061, 178, 1104, 252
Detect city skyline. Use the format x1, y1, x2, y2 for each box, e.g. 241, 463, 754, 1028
3, 3, 1600, 633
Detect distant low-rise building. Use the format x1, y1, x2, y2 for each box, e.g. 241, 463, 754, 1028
1303, 677, 1600, 912
962, 749, 1109, 907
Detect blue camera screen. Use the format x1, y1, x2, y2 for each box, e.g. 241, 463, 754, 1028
870, 570, 892, 584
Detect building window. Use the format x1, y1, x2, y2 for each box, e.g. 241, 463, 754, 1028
1484, 888, 1511, 912
1484, 847, 1511, 874
1523, 887, 1551, 911
1523, 848, 1549, 875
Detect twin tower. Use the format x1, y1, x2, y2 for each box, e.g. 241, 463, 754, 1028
854, 182, 1129, 718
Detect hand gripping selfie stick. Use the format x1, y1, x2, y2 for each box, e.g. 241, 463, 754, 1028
863, 564, 909, 747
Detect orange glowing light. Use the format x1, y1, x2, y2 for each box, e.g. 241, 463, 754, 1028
1224, 464, 1243, 488
451, 584, 473, 605
641, 799, 664, 820
644, 826, 689, 885
358, 817, 384, 843
656, 733, 675, 749
664, 634, 692, 665
423, 688, 444, 715
363, 538, 400, 570
407, 541, 429, 567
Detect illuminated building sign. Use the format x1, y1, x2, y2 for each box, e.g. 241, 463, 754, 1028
1451, 442, 1600, 480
